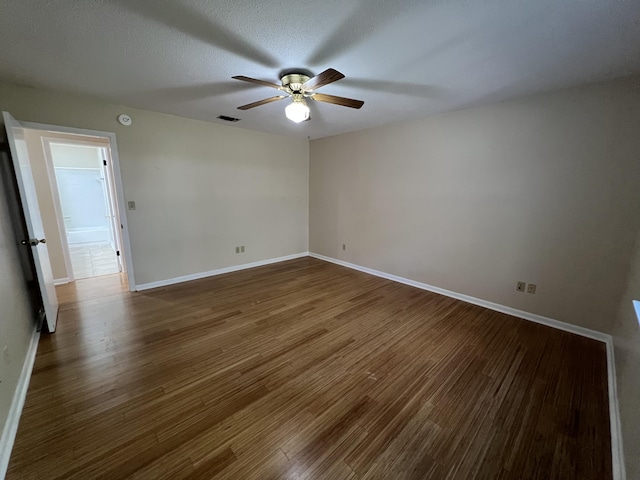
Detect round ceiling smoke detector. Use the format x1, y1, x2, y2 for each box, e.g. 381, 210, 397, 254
117, 114, 132, 126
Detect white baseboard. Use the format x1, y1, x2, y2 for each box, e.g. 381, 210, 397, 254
53, 277, 70, 286
606, 340, 626, 480
309, 252, 608, 341
135, 252, 310, 291
308, 252, 625, 480
0, 324, 40, 478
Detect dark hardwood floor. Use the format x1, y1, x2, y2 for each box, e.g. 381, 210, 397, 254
7, 257, 612, 479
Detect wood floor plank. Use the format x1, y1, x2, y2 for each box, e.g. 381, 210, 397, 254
7, 257, 612, 479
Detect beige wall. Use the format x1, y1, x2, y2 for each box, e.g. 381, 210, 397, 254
310, 78, 640, 334
0, 81, 310, 286
612, 227, 640, 478
0, 150, 35, 439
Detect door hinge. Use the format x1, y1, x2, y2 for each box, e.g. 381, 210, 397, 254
103, 159, 107, 166
116, 250, 120, 256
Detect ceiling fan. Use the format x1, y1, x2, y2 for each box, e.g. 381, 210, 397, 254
232, 68, 364, 123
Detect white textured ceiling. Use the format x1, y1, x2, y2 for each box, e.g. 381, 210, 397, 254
1, 0, 639, 139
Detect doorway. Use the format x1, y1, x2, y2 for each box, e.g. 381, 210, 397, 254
6, 116, 136, 292
46, 140, 122, 280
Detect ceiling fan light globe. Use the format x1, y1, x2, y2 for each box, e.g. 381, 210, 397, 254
285, 101, 310, 123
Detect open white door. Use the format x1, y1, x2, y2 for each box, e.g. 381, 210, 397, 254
3, 111, 59, 332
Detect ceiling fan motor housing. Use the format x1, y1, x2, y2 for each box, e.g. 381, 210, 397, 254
280, 73, 311, 93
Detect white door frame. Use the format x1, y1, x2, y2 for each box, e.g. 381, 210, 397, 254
20, 121, 136, 291
100, 145, 125, 273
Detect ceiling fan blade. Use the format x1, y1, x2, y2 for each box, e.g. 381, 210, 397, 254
237, 96, 287, 110
311, 93, 364, 109
301, 68, 345, 91
232, 75, 282, 90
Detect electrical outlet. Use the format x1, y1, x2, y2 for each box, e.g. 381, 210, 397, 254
342, 244, 346, 251
127, 201, 136, 211
235, 246, 240, 254
516, 281, 526, 292
240, 246, 245, 253
527, 283, 537, 294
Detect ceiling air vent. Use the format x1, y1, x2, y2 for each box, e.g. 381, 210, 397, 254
217, 115, 241, 122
